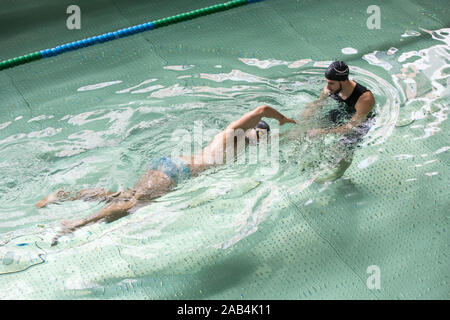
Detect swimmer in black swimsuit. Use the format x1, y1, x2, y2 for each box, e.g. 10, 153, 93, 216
302, 61, 376, 183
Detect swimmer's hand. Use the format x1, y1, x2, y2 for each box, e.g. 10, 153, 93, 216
278, 116, 297, 126
307, 128, 326, 138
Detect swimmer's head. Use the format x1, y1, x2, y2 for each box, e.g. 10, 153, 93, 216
245, 120, 271, 145
325, 61, 349, 94
255, 120, 270, 139
325, 61, 349, 81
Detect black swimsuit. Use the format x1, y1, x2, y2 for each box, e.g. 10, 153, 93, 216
328, 82, 374, 123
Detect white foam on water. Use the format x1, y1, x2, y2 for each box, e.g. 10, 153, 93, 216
77, 81, 122, 91
357, 155, 379, 169
341, 47, 358, 54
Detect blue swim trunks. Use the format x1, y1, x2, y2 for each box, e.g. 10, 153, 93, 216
149, 156, 191, 184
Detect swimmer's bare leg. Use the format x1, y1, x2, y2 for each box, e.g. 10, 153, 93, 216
52, 197, 138, 246
314, 156, 353, 184
36, 188, 121, 209
52, 170, 176, 245
131, 170, 177, 201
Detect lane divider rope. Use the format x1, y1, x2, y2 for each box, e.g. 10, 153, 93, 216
0, 0, 263, 71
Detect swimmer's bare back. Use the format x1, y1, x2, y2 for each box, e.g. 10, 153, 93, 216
36, 105, 295, 245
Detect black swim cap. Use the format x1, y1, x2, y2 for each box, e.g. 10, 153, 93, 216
325, 61, 349, 81
256, 120, 270, 132
255, 120, 270, 141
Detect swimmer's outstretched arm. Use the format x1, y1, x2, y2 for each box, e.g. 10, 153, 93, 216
227, 105, 296, 131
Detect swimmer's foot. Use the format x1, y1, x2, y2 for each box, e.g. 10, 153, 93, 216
314, 159, 352, 184
36, 188, 72, 209
314, 170, 344, 184
51, 219, 81, 246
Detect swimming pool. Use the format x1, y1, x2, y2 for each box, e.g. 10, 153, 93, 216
0, 0, 448, 299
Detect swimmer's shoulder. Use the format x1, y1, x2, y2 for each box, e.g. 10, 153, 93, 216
359, 90, 375, 104
355, 90, 375, 114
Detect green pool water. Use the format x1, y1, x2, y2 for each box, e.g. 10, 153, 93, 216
0, 0, 448, 299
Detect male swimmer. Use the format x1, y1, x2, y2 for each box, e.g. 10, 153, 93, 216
36, 105, 296, 244
302, 60, 376, 182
